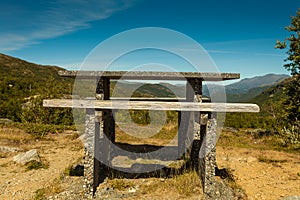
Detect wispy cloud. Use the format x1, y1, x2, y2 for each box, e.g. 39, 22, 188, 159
203, 38, 277, 46
206, 49, 240, 54
0, 0, 136, 52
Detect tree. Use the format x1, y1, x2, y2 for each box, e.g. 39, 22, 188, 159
275, 8, 300, 144
276, 9, 300, 75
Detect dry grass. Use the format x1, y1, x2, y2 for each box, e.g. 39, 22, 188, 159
33, 177, 63, 200
0, 127, 33, 144
103, 170, 203, 198
109, 179, 135, 190
258, 156, 288, 164
139, 170, 202, 197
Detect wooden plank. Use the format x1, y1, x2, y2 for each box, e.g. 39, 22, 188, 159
59, 70, 240, 81
43, 99, 260, 113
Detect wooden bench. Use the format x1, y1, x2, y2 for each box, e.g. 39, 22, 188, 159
44, 99, 259, 112
43, 70, 259, 199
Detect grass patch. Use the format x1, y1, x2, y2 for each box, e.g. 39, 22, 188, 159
0, 126, 33, 143
0, 122, 76, 141
25, 160, 49, 171
218, 128, 300, 154
109, 179, 135, 190
16, 123, 76, 139
33, 188, 46, 200
258, 156, 288, 164
140, 170, 202, 197
65, 132, 79, 140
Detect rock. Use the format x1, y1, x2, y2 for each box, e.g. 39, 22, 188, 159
0, 146, 21, 152
0, 118, 13, 124
280, 196, 300, 200
13, 149, 41, 164
247, 156, 258, 163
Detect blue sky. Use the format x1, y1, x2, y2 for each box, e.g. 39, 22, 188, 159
1, 0, 300, 80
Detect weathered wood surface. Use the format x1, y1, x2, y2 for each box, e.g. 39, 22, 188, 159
43, 99, 260, 113
59, 70, 240, 81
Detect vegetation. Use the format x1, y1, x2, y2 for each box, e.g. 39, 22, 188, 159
0, 53, 74, 125
258, 156, 287, 164
25, 160, 49, 171
275, 8, 300, 145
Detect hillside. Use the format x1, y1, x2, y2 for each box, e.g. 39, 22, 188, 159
250, 77, 290, 105
110, 81, 185, 98
224, 76, 293, 129
0, 53, 65, 80
0, 53, 74, 122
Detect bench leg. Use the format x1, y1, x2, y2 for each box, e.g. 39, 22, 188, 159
83, 109, 96, 199
199, 113, 217, 199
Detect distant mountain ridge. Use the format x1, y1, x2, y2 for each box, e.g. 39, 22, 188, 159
226, 74, 289, 93
203, 74, 289, 102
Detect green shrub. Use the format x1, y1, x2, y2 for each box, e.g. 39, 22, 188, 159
25, 160, 49, 171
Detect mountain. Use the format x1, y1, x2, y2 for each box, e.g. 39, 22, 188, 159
226, 74, 289, 93
203, 74, 289, 102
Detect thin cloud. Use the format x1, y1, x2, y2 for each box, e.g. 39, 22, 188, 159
204, 38, 277, 46
0, 0, 136, 52
206, 49, 240, 54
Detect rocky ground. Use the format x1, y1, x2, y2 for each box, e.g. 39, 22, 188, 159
0, 127, 299, 200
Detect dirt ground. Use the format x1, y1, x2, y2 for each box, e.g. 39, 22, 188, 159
0, 129, 84, 200
217, 146, 300, 200
0, 128, 299, 200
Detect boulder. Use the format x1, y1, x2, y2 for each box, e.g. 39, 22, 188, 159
13, 149, 41, 164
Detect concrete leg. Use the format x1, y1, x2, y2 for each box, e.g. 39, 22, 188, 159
199, 113, 217, 199
83, 108, 96, 199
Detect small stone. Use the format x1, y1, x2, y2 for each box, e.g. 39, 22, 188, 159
247, 156, 257, 163
128, 187, 136, 193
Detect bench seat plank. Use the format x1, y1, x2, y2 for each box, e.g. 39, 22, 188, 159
43, 99, 259, 113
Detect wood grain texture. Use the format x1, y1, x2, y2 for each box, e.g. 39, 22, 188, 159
43, 99, 259, 113
59, 70, 240, 81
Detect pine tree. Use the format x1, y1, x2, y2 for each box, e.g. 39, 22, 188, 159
276, 8, 300, 143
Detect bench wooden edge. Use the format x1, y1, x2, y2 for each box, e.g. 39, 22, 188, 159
43, 99, 260, 113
